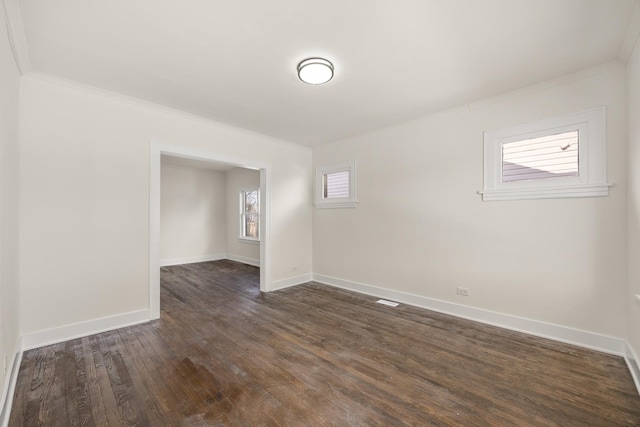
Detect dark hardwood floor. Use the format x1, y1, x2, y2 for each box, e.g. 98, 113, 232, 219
8, 260, 640, 426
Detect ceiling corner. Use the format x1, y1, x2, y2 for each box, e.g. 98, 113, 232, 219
619, 0, 640, 64
2, 0, 32, 74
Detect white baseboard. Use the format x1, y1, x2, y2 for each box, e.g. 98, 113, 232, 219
312, 273, 626, 356
161, 254, 260, 268
160, 253, 226, 267
226, 254, 260, 267
625, 342, 640, 396
0, 273, 637, 427
0, 337, 23, 427
21, 309, 150, 351
271, 273, 313, 291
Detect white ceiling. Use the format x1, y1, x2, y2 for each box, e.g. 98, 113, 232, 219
12, 0, 640, 146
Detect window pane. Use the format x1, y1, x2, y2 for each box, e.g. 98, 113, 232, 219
502, 131, 578, 183
244, 214, 259, 238
244, 190, 258, 213
323, 171, 350, 198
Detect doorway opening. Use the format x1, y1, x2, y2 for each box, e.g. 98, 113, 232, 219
149, 140, 271, 319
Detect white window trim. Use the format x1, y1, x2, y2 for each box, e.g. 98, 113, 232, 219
314, 161, 357, 209
237, 238, 260, 245
479, 107, 612, 201
239, 188, 260, 242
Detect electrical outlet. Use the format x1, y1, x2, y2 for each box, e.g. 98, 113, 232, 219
456, 287, 470, 297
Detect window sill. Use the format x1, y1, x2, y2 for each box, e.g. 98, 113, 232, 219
238, 238, 260, 245
314, 201, 358, 209
478, 183, 613, 201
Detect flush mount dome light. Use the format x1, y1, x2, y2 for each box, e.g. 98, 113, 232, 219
297, 58, 334, 85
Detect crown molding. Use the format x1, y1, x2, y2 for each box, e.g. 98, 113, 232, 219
468, 60, 624, 111
24, 72, 311, 153
620, 0, 640, 64
2, 0, 32, 74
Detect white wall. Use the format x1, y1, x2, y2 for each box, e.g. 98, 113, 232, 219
19, 75, 312, 336
226, 167, 260, 265
628, 38, 640, 359
313, 64, 628, 338
160, 163, 227, 265
0, 1, 21, 411
160, 163, 262, 267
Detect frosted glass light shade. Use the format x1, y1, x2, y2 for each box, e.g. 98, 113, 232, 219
297, 58, 334, 85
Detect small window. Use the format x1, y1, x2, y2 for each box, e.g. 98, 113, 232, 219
315, 161, 357, 208
502, 131, 579, 183
239, 189, 259, 241
324, 170, 350, 198
480, 107, 611, 201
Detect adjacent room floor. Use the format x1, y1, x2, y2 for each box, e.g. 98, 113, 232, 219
8, 260, 640, 426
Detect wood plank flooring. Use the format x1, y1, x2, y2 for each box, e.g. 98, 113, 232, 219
8, 260, 640, 426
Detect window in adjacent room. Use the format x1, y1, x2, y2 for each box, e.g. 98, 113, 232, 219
239, 189, 259, 241
480, 107, 611, 201
315, 161, 357, 208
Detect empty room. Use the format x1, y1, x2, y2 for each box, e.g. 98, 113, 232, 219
1, 0, 640, 425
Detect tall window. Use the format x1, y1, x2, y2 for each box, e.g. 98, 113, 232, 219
240, 189, 259, 241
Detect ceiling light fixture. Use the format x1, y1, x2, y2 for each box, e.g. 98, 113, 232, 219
297, 58, 334, 85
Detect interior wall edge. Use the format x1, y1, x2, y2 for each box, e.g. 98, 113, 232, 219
1, 0, 32, 74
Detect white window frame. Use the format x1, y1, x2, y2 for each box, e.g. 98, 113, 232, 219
239, 188, 260, 243
480, 107, 612, 201
314, 161, 357, 208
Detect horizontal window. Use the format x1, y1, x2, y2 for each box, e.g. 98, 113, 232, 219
502, 131, 579, 183
480, 108, 611, 201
